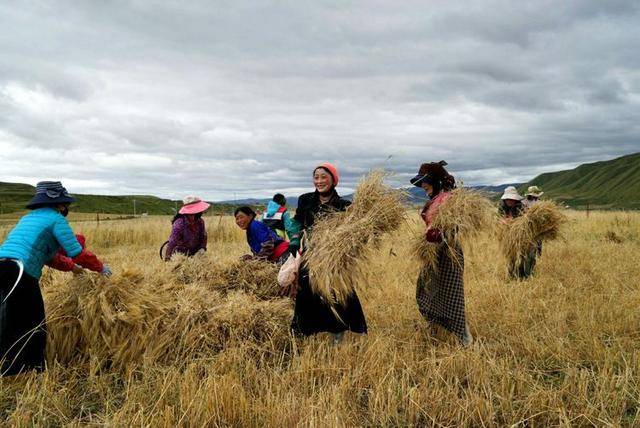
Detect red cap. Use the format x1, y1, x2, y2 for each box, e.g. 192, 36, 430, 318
314, 162, 339, 187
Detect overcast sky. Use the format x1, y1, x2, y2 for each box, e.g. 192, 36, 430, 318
1, 1, 639, 200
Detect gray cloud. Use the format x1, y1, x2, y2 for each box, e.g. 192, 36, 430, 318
0, 1, 639, 201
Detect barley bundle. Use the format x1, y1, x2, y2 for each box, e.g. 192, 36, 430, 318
411, 233, 439, 273
45, 265, 292, 371
208, 260, 281, 300
413, 188, 495, 268
498, 201, 567, 267
46, 269, 166, 369
305, 170, 406, 306
167, 255, 280, 300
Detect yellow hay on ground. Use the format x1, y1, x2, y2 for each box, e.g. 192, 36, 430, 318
498, 201, 568, 268
210, 260, 281, 300
45, 266, 292, 371
413, 188, 496, 267
305, 170, 406, 306
167, 255, 280, 300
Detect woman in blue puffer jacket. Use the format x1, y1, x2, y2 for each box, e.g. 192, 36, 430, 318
0, 181, 111, 376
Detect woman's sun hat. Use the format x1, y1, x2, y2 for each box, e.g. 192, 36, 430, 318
26, 181, 76, 209
525, 186, 544, 197
501, 186, 524, 201
179, 195, 210, 215
410, 160, 455, 189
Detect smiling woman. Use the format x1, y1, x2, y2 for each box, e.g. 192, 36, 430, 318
286, 163, 367, 341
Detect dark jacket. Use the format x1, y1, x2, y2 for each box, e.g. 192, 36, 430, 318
287, 189, 351, 247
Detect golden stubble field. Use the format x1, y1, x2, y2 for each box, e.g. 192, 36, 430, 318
0, 210, 639, 427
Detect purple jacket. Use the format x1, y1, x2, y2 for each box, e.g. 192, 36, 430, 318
166, 217, 207, 259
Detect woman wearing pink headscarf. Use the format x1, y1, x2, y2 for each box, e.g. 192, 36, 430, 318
164, 196, 210, 260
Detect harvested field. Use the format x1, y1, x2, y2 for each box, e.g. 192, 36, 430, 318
1, 211, 639, 426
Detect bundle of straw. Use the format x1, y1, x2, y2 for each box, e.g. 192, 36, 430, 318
208, 260, 280, 300
304, 170, 406, 306
413, 188, 496, 268
168, 255, 280, 300
498, 201, 567, 268
45, 266, 292, 371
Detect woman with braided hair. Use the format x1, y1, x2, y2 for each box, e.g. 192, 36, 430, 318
410, 161, 472, 346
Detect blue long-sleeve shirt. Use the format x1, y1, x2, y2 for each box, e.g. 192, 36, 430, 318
0, 208, 82, 279
247, 219, 282, 255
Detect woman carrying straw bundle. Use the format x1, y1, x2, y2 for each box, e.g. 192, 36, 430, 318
0, 181, 111, 376
499, 186, 541, 279
286, 163, 367, 341
164, 196, 210, 260
411, 161, 472, 346
234, 206, 290, 263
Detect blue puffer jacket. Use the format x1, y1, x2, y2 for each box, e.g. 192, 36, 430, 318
0, 208, 82, 279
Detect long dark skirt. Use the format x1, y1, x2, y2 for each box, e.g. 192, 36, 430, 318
416, 242, 466, 341
0, 260, 46, 376
291, 265, 367, 336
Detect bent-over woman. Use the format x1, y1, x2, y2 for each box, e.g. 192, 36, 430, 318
0, 181, 111, 376
500, 186, 539, 279
234, 206, 289, 263
411, 161, 472, 346
286, 163, 367, 341
165, 196, 209, 260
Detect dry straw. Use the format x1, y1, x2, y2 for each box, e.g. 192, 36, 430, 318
304, 170, 406, 306
413, 188, 496, 268
498, 200, 568, 268
45, 260, 291, 371
169, 254, 280, 299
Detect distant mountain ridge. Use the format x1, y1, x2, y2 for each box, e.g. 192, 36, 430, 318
521, 152, 640, 209
1, 152, 638, 214
0, 182, 238, 215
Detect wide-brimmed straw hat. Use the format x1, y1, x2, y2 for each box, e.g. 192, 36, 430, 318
501, 186, 524, 201
179, 195, 210, 215
525, 185, 544, 197
26, 181, 76, 209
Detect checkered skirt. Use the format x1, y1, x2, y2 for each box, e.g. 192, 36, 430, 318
416, 241, 466, 340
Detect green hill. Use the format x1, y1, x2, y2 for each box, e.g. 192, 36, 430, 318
520, 152, 640, 210
0, 183, 237, 215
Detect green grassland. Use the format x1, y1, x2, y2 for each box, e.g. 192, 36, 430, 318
521, 152, 640, 210
0, 182, 239, 216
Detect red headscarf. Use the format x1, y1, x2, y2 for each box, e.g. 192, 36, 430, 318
314, 162, 339, 187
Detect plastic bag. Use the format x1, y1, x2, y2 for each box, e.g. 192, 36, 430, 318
277, 252, 301, 299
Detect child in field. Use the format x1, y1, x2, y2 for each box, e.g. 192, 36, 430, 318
261, 193, 292, 239
0, 181, 111, 376
411, 161, 472, 346
165, 196, 209, 260
286, 163, 367, 341
234, 206, 289, 263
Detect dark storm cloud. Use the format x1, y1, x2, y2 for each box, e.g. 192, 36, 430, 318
0, 1, 639, 200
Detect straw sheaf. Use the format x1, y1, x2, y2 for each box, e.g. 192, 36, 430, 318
304, 170, 406, 307
44, 263, 292, 371
413, 188, 496, 268
498, 201, 568, 269
168, 254, 280, 300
